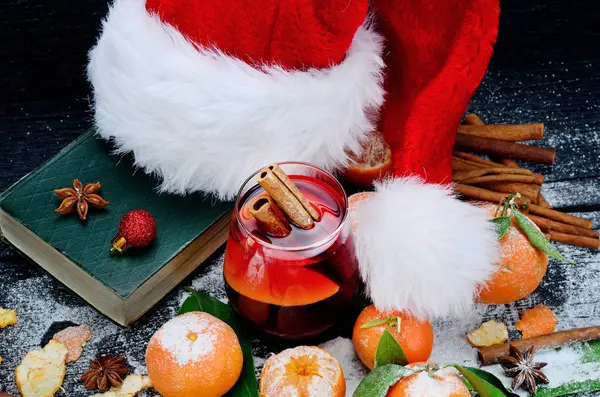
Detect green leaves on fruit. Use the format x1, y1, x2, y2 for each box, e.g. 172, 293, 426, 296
374, 328, 408, 367
353, 364, 415, 397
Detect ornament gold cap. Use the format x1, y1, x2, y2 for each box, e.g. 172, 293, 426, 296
110, 236, 128, 255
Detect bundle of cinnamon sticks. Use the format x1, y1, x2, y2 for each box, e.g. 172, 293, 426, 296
453, 114, 599, 250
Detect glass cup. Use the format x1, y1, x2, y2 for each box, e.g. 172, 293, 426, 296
223, 162, 359, 340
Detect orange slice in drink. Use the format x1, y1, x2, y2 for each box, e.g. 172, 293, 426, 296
224, 256, 340, 307
341, 131, 393, 187
260, 346, 345, 397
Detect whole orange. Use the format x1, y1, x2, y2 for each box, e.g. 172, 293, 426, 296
477, 203, 548, 304
146, 312, 243, 397
387, 365, 470, 397
260, 346, 345, 397
352, 305, 434, 370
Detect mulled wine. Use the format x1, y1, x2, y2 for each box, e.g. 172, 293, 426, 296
223, 163, 359, 340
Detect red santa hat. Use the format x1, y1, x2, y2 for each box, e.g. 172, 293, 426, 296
88, 0, 500, 318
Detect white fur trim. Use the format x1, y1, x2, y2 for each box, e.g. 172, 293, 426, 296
87, 0, 385, 199
353, 178, 499, 319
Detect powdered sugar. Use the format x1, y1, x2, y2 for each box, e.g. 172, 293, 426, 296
152, 312, 218, 365
319, 337, 368, 395
405, 367, 466, 396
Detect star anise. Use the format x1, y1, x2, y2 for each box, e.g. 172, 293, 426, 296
54, 179, 109, 221
80, 355, 128, 390
499, 344, 549, 394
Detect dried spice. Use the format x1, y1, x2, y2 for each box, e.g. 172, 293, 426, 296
499, 344, 549, 394
54, 179, 109, 221
80, 356, 128, 391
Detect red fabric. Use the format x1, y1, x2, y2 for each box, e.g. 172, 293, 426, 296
373, 0, 500, 184
145, 0, 368, 70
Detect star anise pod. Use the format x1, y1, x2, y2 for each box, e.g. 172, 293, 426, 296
499, 344, 549, 394
80, 355, 128, 390
54, 179, 109, 221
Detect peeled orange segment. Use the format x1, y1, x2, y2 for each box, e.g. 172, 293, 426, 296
224, 258, 340, 307
260, 346, 345, 397
341, 131, 393, 187
516, 304, 558, 339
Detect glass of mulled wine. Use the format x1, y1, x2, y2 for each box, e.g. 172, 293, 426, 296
223, 162, 359, 340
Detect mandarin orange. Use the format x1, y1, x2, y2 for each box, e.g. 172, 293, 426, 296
260, 346, 345, 397
352, 305, 434, 370
516, 304, 558, 339
477, 203, 548, 304
348, 191, 376, 232
146, 312, 243, 397
341, 131, 393, 187
387, 366, 470, 397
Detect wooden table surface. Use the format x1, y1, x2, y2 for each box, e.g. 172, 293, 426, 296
1, 0, 599, 395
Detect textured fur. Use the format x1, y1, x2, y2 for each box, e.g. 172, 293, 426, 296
88, 0, 384, 199
374, 0, 500, 183
353, 178, 499, 319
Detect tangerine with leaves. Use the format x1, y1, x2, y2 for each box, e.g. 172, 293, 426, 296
352, 305, 434, 370
145, 312, 243, 397
259, 346, 345, 397
477, 203, 548, 304
387, 365, 470, 397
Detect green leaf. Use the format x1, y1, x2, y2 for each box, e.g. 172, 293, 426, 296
513, 210, 573, 263
490, 216, 512, 239
360, 318, 391, 329
453, 365, 512, 397
457, 366, 519, 397
353, 364, 415, 397
179, 288, 259, 397
535, 379, 600, 397
374, 328, 408, 367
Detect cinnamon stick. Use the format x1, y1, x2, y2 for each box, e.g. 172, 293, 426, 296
548, 231, 600, 250
267, 164, 321, 221
463, 113, 486, 126
454, 134, 556, 165
257, 168, 314, 229
477, 182, 541, 204
454, 184, 529, 207
497, 157, 552, 208
458, 123, 545, 141
453, 167, 534, 182
529, 204, 593, 230
249, 196, 291, 237
454, 152, 510, 168
461, 174, 544, 185
526, 214, 599, 239
478, 326, 600, 365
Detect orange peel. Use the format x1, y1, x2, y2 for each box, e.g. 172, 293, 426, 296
516, 304, 558, 339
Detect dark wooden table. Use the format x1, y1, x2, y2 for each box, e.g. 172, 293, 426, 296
1, 0, 599, 395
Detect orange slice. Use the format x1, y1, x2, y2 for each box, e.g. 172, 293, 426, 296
260, 346, 345, 397
341, 131, 393, 187
516, 304, 558, 339
224, 252, 340, 307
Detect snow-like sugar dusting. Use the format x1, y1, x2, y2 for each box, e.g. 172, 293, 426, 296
153, 312, 218, 365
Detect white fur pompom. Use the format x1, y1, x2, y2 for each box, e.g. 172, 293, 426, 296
353, 178, 499, 319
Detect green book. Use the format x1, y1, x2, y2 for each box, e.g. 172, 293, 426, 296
0, 130, 232, 325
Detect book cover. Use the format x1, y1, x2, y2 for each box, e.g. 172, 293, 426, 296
0, 130, 232, 300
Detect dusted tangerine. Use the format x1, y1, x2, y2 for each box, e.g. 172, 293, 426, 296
387, 366, 470, 397
477, 203, 548, 304
260, 346, 345, 397
145, 312, 243, 397
348, 191, 376, 232
352, 305, 434, 370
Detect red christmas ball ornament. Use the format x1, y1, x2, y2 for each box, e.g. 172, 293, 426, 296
110, 209, 157, 255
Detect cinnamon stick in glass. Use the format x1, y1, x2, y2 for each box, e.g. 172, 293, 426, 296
257, 168, 314, 229
478, 326, 600, 365
454, 134, 556, 165
267, 164, 321, 221
249, 196, 291, 237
